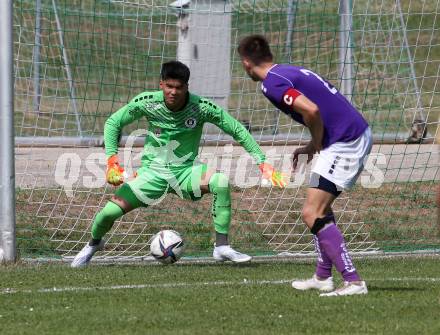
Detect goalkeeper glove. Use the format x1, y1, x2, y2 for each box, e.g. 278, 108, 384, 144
259, 162, 287, 188
106, 155, 125, 186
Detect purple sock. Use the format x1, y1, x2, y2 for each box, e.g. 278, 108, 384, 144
317, 223, 361, 282
314, 235, 332, 278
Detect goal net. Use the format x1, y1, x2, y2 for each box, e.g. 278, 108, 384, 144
12, 0, 439, 261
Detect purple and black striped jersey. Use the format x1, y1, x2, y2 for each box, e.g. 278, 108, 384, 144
262, 64, 368, 148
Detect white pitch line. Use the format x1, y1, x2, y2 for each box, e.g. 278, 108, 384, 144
1, 277, 439, 295
0, 279, 291, 295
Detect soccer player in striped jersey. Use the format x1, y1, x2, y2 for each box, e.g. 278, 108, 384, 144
71, 61, 285, 267
238, 35, 372, 296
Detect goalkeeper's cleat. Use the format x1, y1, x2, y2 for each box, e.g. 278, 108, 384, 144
213, 245, 252, 263
71, 239, 105, 268
291, 274, 334, 292
319, 281, 368, 297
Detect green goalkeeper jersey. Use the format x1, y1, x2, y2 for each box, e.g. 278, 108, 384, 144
104, 91, 266, 167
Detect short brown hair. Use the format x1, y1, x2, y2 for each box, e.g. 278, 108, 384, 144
237, 35, 273, 65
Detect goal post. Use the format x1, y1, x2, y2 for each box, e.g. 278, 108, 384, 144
338, 0, 354, 100
9, 0, 440, 262
0, 0, 16, 263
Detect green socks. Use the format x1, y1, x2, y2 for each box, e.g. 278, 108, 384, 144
208, 173, 232, 235
91, 174, 232, 242
91, 201, 124, 240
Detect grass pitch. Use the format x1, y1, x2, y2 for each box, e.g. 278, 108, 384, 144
1, 256, 439, 335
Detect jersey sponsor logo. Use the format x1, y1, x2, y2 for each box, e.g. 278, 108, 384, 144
185, 117, 197, 128
153, 104, 163, 111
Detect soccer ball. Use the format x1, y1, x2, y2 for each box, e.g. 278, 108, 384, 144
150, 230, 185, 264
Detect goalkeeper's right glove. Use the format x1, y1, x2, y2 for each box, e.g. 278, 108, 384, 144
106, 155, 125, 186
258, 162, 288, 188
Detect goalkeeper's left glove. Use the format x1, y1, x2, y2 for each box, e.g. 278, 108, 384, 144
259, 162, 288, 188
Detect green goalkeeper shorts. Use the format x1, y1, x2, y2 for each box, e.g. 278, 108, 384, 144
119, 163, 208, 207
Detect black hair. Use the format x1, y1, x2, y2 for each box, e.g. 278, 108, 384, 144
237, 35, 273, 65
160, 61, 190, 84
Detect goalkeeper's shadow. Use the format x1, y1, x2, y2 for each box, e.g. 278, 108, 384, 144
175, 261, 265, 269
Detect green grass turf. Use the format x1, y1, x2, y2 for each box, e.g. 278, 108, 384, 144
0, 257, 439, 335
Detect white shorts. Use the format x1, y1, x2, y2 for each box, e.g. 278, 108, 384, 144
311, 127, 373, 190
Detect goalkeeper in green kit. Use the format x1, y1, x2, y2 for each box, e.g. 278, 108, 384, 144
71, 61, 286, 267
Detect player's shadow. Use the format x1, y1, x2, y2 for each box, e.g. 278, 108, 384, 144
103, 261, 265, 268
366, 285, 426, 292
174, 261, 276, 269
183, 262, 260, 268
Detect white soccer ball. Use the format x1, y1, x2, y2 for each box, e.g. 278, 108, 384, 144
150, 230, 185, 264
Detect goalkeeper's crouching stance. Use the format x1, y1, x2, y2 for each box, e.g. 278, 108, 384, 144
71, 61, 286, 267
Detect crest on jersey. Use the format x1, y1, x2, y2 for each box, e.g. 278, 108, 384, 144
154, 127, 161, 137
185, 117, 197, 128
